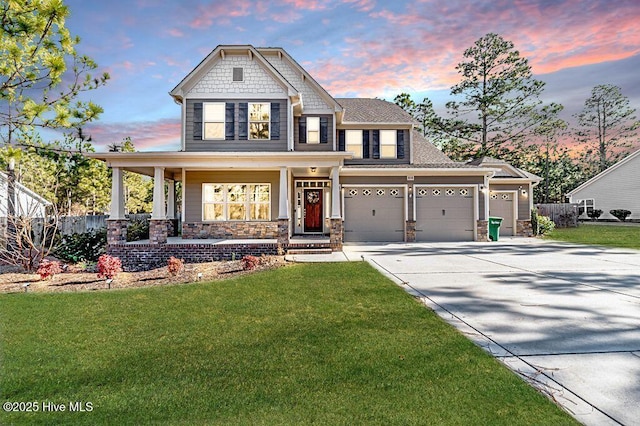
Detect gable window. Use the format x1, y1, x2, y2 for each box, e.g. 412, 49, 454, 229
380, 130, 397, 159
307, 117, 320, 144
232, 67, 244, 82
203, 183, 271, 221
249, 102, 270, 140
203, 103, 225, 139
345, 130, 363, 159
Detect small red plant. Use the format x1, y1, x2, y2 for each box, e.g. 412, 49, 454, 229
97, 254, 122, 280
242, 255, 259, 271
37, 259, 62, 280
167, 256, 185, 276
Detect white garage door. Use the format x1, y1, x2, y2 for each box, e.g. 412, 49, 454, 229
415, 186, 475, 242
343, 187, 405, 242
489, 192, 515, 236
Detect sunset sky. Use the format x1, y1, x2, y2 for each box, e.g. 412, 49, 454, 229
63, 0, 640, 152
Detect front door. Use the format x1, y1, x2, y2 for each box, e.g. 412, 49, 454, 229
304, 189, 323, 232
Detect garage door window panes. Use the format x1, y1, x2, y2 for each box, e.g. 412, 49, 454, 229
203, 183, 270, 221
380, 130, 396, 159
346, 130, 363, 159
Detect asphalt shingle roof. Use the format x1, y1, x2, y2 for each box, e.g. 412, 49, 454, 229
411, 130, 455, 164
336, 98, 416, 124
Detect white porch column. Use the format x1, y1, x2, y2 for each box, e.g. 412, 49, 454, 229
166, 180, 176, 219
278, 166, 289, 219
331, 166, 341, 218
152, 166, 166, 219
110, 167, 126, 219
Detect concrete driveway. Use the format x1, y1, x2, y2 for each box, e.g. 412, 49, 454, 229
343, 238, 640, 426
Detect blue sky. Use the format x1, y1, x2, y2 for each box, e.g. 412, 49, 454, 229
62, 0, 640, 151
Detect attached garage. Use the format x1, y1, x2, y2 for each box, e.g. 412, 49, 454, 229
489, 192, 516, 236
343, 186, 405, 242
415, 186, 476, 242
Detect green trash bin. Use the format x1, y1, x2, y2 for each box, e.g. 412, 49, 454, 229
488, 217, 503, 241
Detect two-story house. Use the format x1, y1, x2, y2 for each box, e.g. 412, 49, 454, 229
90, 45, 539, 270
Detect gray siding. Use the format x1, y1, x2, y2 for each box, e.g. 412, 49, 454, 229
184, 171, 280, 222
185, 99, 288, 152
342, 129, 410, 165
294, 115, 334, 151
490, 183, 530, 220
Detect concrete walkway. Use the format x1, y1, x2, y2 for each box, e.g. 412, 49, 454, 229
343, 238, 640, 426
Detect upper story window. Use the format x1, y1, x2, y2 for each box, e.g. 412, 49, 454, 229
380, 130, 396, 159
249, 102, 270, 140
232, 67, 244, 82
307, 117, 320, 144
203, 102, 225, 140
345, 130, 363, 159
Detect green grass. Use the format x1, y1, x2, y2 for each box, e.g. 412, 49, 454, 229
1, 263, 577, 425
546, 223, 640, 249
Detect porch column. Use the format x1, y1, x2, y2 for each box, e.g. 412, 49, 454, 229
277, 166, 289, 246
331, 166, 341, 218
150, 166, 167, 244
107, 167, 127, 245
166, 179, 176, 237
329, 166, 343, 251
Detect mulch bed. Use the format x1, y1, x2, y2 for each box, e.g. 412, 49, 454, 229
0, 256, 286, 294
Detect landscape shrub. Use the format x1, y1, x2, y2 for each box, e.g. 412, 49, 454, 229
536, 215, 555, 235
97, 254, 122, 280
54, 228, 107, 263
610, 209, 631, 222
127, 218, 149, 241
587, 209, 603, 221
531, 208, 539, 235
167, 256, 185, 276
37, 259, 63, 280
242, 255, 260, 271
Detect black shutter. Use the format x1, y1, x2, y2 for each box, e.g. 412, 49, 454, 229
193, 103, 203, 140
320, 117, 328, 144
372, 130, 380, 159
397, 130, 405, 159
238, 103, 248, 140
299, 117, 306, 144
338, 130, 345, 151
362, 130, 370, 159
270, 103, 280, 139
225, 103, 235, 140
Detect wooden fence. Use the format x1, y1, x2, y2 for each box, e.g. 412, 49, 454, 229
536, 203, 579, 228
57, 214, 151, 235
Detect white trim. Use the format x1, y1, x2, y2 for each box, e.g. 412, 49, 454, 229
332, 113, 337, 152
567, 149, 640, 196
181, 168, 186, 221
341, 184, 409, 239
413, 184, 478, 241
340, 167, 496, 177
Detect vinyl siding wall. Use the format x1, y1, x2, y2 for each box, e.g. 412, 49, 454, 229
294, 115, 334, 151
490, 183, 531, 220
340, 129, 411, 165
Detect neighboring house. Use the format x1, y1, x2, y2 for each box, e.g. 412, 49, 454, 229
89, 45, 539, 268
567, 149, 640, 220
0, 171, 52, 218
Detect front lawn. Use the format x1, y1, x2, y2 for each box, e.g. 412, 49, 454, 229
1, 263, 576, 425
545, 223, 640, 249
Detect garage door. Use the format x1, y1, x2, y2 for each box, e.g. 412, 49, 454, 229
489, 192, 515, 236
343, 187, 405, 242
415, 187, 475, 241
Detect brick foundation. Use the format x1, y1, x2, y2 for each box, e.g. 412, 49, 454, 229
107, 242, 280, 271
517, 220, 534, 237
107, 219, 128, 245
329, 218, 343, 251
149, 219, 168, 245
406, 220, 416, 242
476, 220, 489, 242
182, 221, 279, 239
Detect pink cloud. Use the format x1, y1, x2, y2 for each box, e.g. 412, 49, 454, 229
167, 28, 185, 37
189, 0, 251, 28
86, 119, 181, 152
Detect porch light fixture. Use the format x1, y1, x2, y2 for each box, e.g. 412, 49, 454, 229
519, 186, 528, 197
310, 167, 317, 173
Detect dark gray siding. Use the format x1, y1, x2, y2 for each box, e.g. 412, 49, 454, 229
341, 129, 411, 165
185, 99, 288, 152
294, 115, 334, 151
184, 171, 280, 222
489, 183, 531, 220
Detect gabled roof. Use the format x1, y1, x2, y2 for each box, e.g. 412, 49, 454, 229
567, 148, 640, 196
411, 130, 455, 164
336, 98, 416, 124
467, 156, 541, 182
169, 45, 299, 102
0, 171, 52, 206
